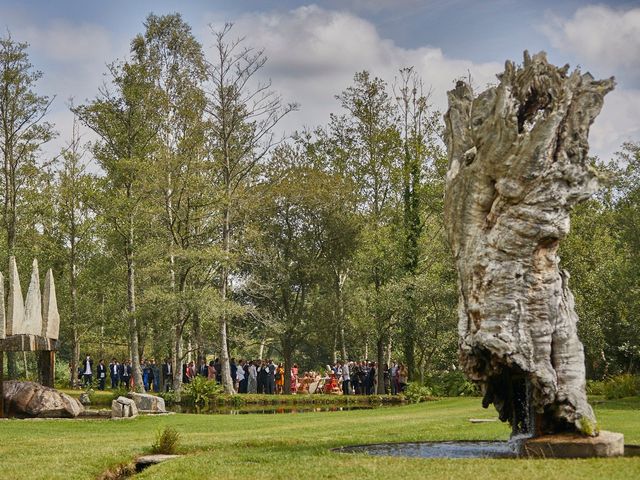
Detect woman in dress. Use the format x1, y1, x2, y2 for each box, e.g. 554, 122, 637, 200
275, 363, 285, 394
290, 363, 299, 393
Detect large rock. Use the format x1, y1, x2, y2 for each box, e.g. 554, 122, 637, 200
130, 392, 166, 412
112, 396, 138, 418
2, 381, 83, 418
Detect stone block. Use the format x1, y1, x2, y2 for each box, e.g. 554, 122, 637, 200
112, 396, 139, 418
130, 392, 166, 412
522, 431, 624, 458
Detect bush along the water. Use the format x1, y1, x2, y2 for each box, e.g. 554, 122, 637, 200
403, 382, 433, 403
603, 374, 640, 399
424, 370, 480, 397
151, 426, 181, 455
158, 389, 179, 405
182, 376, 224, 405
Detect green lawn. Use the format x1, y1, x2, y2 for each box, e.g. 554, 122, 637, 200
1, 397, 639, 479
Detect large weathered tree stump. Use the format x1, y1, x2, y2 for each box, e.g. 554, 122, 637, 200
444, 52, 614, 436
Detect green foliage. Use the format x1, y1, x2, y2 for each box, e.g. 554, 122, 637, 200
586, 379, 605, 396
150, 426, 181, 455
110, 386, 130, 401
403, 382, 433, 403
603, 374, 640, 399
425, 371, 480, 397
182, 376, 224, 406
158, 390, 178, 405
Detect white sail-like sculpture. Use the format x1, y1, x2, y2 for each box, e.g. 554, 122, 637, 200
7, 256, 25, 336
42, 269, 60, 339
23, 259, 43, 336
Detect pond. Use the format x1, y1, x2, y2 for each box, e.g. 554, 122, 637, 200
334, 441, 640, 459
167, 404, 384, 415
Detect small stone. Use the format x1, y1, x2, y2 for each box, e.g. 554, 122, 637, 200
469, 418, 498, 423
111, 396, 138, 418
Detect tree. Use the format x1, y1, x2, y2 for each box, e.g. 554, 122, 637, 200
75, 60, 161, 392
245, 146, 357, 393
56, 114, 99, 385
394, 67, 444, 380
330, 71, 402, 393
131, 12, 212, 394
0, 34, 55, 377
205, 24, 297, 393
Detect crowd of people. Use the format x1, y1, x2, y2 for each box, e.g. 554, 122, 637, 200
73, 354, 409, 396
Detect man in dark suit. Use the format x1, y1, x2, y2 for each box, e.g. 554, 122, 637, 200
267, 360, 276, 394
120, 359, 131, 389
109, 358, 119, 389
96, 359, 107, 390
198, 358, 208, 377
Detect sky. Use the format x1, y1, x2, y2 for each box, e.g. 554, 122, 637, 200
1, 0, 639, 162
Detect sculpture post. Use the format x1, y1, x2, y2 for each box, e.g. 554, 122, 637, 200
444, 52, 614, 437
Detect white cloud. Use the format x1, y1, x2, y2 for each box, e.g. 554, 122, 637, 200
203, 5, 501, 135
590, 88, 640, 161
541, 5, 640, 82
540, 5, 640, 160
11, 18, 130, 164
23, 20, 113, 63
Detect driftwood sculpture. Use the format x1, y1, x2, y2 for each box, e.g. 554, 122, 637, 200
444, 52, 614, 436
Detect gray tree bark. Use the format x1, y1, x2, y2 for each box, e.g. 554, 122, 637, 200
444, 52, 614, 436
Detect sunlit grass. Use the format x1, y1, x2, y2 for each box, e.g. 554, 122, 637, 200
0, 397, 638, 479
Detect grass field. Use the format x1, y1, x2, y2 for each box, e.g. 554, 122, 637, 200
0, 397, 639, 479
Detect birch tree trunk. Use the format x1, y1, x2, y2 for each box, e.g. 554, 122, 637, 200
126, 209, 144, 393
444, 52, 614, 436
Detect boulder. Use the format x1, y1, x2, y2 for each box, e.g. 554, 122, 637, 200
112, 396, 138, 418
79, 392, 91, 405
130, 392, 166, 413
2, 381, 83, 418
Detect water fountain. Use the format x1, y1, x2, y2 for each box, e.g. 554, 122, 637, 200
337, 52, 630, 459
443, 51, 622, 457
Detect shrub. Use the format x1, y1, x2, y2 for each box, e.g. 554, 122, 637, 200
182, 376, 224, 405
403, 382, 433, 403
110, 386, 130, 401
151, 426, 180, 455
158, 390, 178, 405
425, 370, 479, 397
603, 374, 640, 399
586, 379, 605, 396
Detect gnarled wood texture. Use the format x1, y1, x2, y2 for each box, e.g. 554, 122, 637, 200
444, 52, 614, 436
